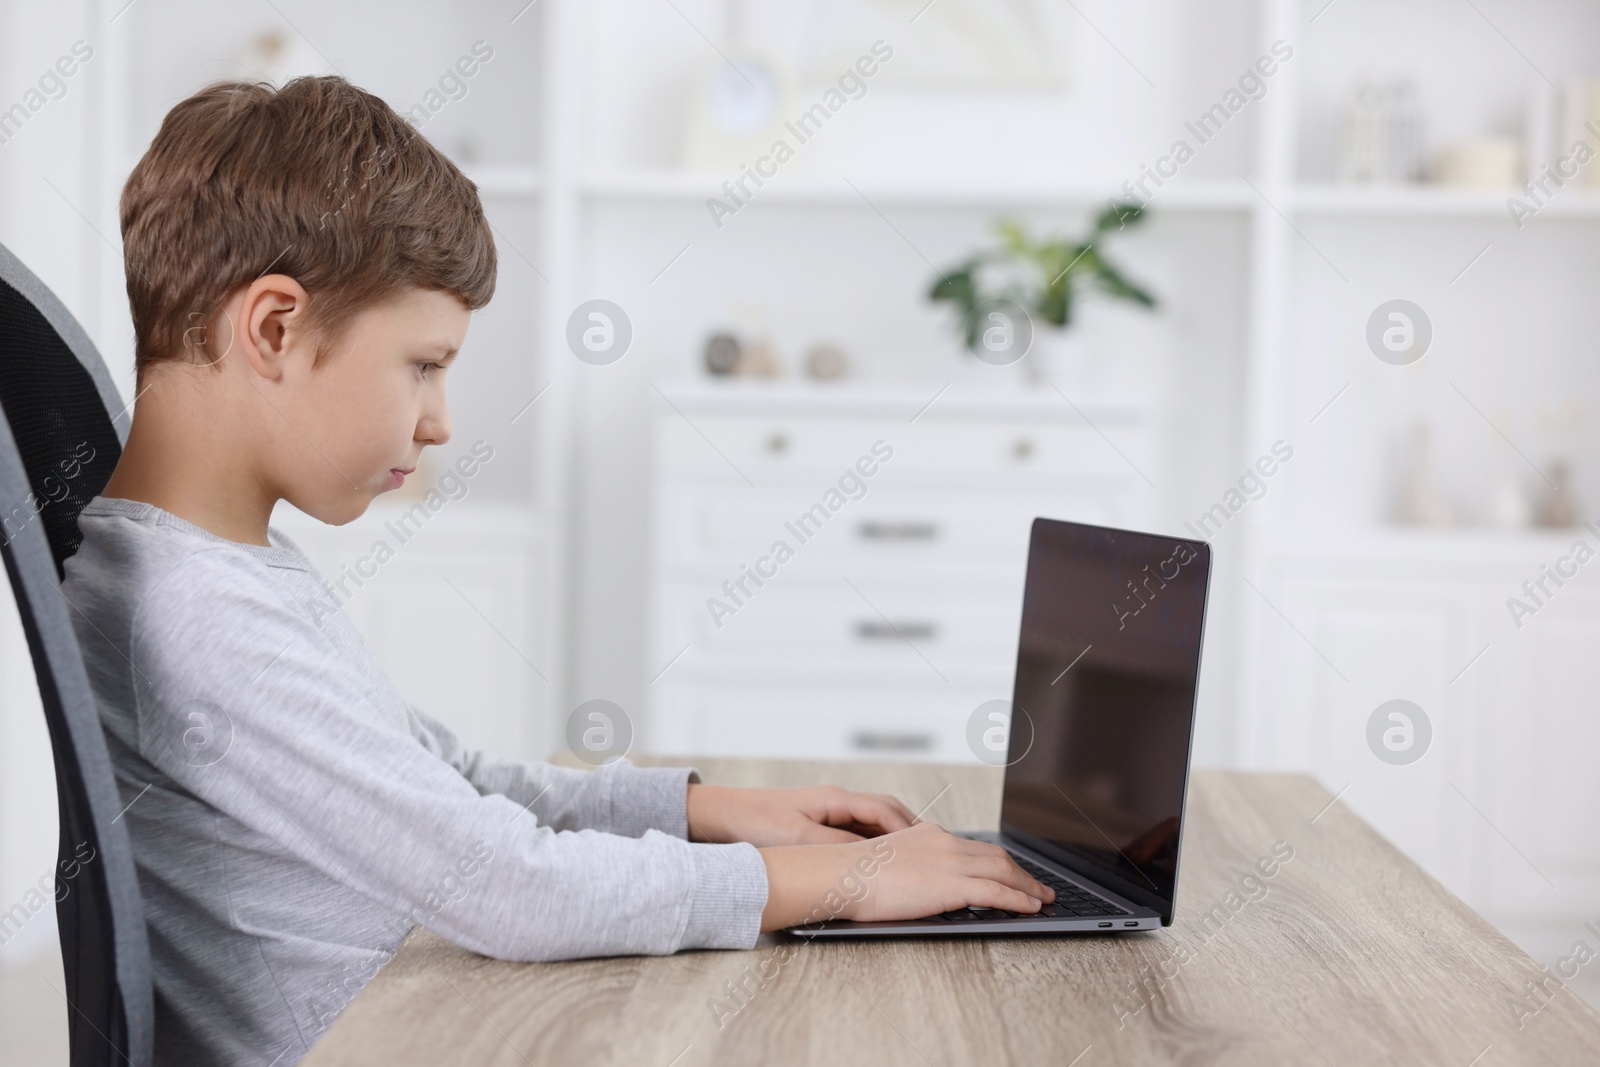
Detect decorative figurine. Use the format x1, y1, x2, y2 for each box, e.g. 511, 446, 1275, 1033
803, 342, 848, 381
704, 332, 741, 376
1536, 458, 1581, 528
734, 337, 780, 378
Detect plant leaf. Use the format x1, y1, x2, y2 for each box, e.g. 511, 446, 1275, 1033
1094, 263, 1157, 308
1094, 201, 1146, 233
994, 219, 1029, 255
928, 267, 976, 305
1037, 281, 1071, 328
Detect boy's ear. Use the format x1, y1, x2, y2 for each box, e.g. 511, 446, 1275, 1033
241, 274, 313, 380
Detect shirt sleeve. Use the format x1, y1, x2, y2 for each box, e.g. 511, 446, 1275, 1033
400, 702, 696, 840
128, 547, 768, 960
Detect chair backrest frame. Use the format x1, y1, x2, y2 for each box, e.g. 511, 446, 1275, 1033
0, 240, 153, 1067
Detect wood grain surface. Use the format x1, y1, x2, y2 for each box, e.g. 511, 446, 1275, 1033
302, 757, 1600, 1066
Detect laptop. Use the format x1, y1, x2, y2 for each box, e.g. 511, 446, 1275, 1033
791, 516, 1211, 937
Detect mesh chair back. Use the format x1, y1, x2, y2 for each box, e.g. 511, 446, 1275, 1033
0, 241, 152, 1066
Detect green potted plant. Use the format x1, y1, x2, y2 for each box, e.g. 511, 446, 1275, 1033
928, 203, 1158, 383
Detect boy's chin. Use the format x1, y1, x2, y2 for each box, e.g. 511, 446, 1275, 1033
288, 490, 375, 527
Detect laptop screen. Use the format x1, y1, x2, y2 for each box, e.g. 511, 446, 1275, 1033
999, 518, 1210, 919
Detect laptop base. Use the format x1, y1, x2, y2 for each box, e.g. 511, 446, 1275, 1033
788, 833, 1162, 938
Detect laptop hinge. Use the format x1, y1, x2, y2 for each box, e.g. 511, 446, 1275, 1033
1001, 823, 1174, 921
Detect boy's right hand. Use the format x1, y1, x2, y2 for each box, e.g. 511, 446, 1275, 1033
757, 821, 1055, 932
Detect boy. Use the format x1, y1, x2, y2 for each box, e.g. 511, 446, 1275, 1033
61, 75, 1051, 1066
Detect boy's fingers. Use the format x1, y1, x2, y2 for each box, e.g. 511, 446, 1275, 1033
875, 793, 918, 827
819, 786, 915, 829
849, 794, 913, 831
1002, 887, 1045, 912
823, 794, 912, 834
964, 879, 1044, 913
970, 846, 1053, 900
805, 824, 865, 844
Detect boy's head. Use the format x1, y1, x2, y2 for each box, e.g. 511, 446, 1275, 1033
118, 75, 496, 524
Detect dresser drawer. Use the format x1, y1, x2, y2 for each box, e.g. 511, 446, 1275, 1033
655, 487, 1133, 570
654, 575, 1022, 674
647, 683, 999, 763
656, 415, 1155, 482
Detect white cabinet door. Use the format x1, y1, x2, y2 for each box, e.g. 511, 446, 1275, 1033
358, 549, 542, 762
1299, 585, 1476, 894
1258, 541, 1600, 927
1264, 567, 1485, 902
1482, 585, 1600, 921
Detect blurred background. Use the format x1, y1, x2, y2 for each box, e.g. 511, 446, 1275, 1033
3, 0, 1599, 1058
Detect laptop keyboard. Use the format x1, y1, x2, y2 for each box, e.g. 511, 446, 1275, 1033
934, 853, 1130, 922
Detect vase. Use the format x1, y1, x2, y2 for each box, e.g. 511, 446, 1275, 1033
953, 348, 1030, 391
1024, 328, 1102, 390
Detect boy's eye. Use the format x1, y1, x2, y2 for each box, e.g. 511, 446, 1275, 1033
415, 361, 442, 379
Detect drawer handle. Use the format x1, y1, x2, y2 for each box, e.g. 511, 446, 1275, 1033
858, 521, 938, 541
855, 620, 938, 641
766, 432, 789, 455
1012, 437, 1035, 461
851, 731, 933, 753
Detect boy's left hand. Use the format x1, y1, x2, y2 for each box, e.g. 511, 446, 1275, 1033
685, 784, 918, 846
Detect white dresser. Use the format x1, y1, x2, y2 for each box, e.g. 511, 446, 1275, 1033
646, 383, 1159, 761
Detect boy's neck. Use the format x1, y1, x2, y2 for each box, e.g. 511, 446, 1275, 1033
100, 377, 279, 548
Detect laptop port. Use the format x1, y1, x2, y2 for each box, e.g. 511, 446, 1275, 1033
1098, 921, 1113, 928
1124, 921, 1139, 927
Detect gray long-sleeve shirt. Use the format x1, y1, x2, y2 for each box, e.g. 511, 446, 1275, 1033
59, 495, 768, 1066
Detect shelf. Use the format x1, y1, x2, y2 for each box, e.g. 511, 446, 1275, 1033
581, 169, 1255, 212
1289, 183, 1600, 219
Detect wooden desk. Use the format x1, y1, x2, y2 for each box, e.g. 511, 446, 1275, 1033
303, 758, 1600, 1066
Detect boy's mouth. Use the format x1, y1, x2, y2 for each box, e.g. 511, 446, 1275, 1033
388, 467, 414, 489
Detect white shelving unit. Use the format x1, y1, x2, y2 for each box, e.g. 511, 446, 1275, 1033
1233, 0, 1600, 997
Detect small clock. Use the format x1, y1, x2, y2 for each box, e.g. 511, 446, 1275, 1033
681, 47, 794, 171
706, 53, 782, 136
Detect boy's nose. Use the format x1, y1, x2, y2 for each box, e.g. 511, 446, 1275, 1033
418, 406, 451, 446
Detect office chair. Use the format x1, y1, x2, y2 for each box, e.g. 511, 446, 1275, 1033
0, 241, 153, 1066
